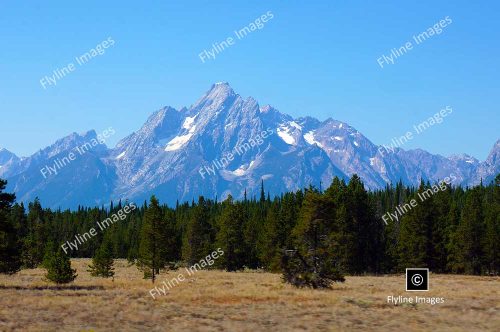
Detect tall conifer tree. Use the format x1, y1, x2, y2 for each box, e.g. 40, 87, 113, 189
282, 191, 345, 288
138, 196, 177, 282
0, 179, 21, 274
138, 196, 165, 282
216, 195, 246, 271
182, 196, 213, 265
450, 187, 485, 274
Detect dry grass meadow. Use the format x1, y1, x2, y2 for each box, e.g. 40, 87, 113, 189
0, 259, 498, 331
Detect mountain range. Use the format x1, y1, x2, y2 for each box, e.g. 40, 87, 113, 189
1, 82, 498, 209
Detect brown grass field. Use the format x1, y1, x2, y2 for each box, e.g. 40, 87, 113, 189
0, 259, 498, 331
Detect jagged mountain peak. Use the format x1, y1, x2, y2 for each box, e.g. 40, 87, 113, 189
484, 139, 500, 166
140, 106, 179, 132
448, 153, 479, 164
0, 148, 18, 166
489, 139, 500, 153
2, 82, 498, 209
191, 82, 238, 114
260, 105, 273, 113
322, 118, 350, 130
214, 81, 230, 87
203, 82, 236, 102
38, 130, 104, 157
0, 147, 15, 155
297, 116, 321, 126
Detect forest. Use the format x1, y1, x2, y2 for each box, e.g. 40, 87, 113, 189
0, 173, 498, 281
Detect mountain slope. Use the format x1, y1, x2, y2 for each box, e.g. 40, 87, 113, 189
0, 148, 19, 168
1, 83, 498, 209
1, 131, 116, 208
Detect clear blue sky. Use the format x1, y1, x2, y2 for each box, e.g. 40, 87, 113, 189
0, 0, 498, 160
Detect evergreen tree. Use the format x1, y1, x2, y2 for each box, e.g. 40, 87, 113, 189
126, 213, 141, 263
22, 198, 47, 268
10, 203, 27, 240
258, 199, 281, 270
258, 193, 298, 271
242, 197, 260, 269
42, 241, 56, 269
445, 192, 462, 272
344, 175, 380, 273
431, 185, 453, 272
397, 182, 436, 270
260, 180, 266, 203
182, 196, 213, 265
378, 185, 399, 273
282, 191, 345, 288
0, 179, 21, 274
449, 187, 484, 274
216, 196, 246, 271
161, 208, 179, 267
138, 196, 176, 282
88, 237, 115, 279
45, 247, 77, 284
482, 175, 499, 274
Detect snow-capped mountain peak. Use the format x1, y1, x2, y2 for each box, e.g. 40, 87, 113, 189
2, 83, 498, 209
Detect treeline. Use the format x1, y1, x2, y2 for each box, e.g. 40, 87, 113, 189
0, 174, 498, 276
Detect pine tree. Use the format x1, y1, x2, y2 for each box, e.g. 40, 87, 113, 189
482, 175, 499, 274
22, 198, 47, 268
42, 241, 56, 269
345, 175, 380, 273
258, 193, 298, 271
10, 203, 27, 240
379, 186, 399, 273
161, 208, 179, 268
258, 199, 281, 270
260, 180, 266, 203
431, 185, 452, 272
324, 177, 351, 271
215, 195, 246, 271
449, 187, 484, 274
126, 213, 141, 263
45, 247, 77, 284
182, 196, 213, 265
397, 182, 436, 270
243, 201, 262, 269
138, 196, 176, 282
88, 237, 115, 278
0, 179, 21, 274
282, 191, 345, 288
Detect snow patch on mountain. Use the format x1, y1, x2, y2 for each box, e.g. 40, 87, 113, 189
304, 131, 323, 148
182, 114, 197, 130
221, 161, 256, 179
165, 130, 195, 151
290, 121, 302, 130
277, 125, 296, 145
165, 121, 196, 151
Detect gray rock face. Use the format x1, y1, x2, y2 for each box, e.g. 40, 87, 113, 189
0, 148, 19, 167
1, 83, 498, 209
